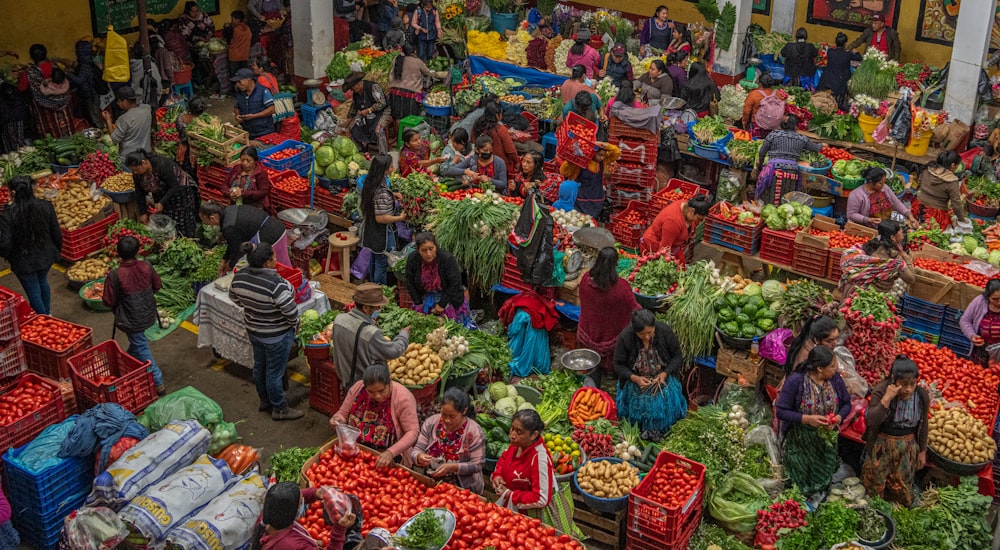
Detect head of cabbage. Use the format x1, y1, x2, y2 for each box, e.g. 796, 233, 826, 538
488, 382, 508, 401
494, 397, 518, 416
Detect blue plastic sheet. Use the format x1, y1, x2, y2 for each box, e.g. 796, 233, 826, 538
7, 416, 77, 473
554, 301, 580, 323
469, 56, 569, 89
507, 309, 551, 378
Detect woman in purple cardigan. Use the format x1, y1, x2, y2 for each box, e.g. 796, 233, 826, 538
775, 345, 852, 495
845, 167, 916, 228
411, 388, 486, 494
960, 279, 1000, 366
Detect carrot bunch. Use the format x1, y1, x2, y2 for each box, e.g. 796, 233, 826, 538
570, 388, 612, 426
213, 444, 260, 474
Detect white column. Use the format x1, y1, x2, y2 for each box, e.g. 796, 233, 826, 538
712, 0, 752, 77
943, 0, 997, 124
292, 0, 336, 80
770, 0, 796, 35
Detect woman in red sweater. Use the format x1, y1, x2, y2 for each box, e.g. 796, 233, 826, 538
641, 195, 712, 263
492, 410, 584, 538
577, 247, 640, 386
473, 102, 518, 178
227, 147, 275, 215
257, 482, 360, 550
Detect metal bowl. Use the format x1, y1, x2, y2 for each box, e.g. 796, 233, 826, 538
394, 508, 456, 550
277, 208, 329, 231
560, 349, 601, 376
81, 128, 103, 140
660, 97, 686, 110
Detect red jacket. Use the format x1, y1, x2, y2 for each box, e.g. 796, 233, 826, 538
227, 163, 275, 215
491, 438, 555, 509
578, 275, 640, 346
102, 260, 162, 308
259, 488, 348, 550
641, 200, 690, 262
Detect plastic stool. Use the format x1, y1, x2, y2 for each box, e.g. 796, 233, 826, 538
542, 132, 557, 161
172, 82, 194, 99
397, 115, 425, 147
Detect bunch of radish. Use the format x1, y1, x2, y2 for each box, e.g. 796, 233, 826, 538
755, 499, 807, 545
80, 151, 118, 185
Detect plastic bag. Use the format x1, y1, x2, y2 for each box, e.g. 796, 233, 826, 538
139, 387, 224, 432
335, 423, 361, 458
96, 437, 140, 476
717, 384, 771, 426
209, 422, 239, 455
706, 471, 770, 533
319, 487, 353, 522
760, 328, 792, 366
834, 345, 868, 398
745, 425, 781, 468
7, 415, 77, 473
716, 169, 742, 204
103, 28, 130, 83
62, 507, 128, 550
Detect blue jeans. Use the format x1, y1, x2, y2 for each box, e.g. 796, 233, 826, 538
417, 39, 436, 62
250, 329, 295, 409
127, 331, 162, 385
370, 253, 389, 285
16, 268, 51, 315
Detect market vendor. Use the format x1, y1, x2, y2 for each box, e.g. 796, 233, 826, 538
104, 87, 153, 162
839, 220, 914, 300
198, 202, 292, 271
232, 68, 276, 140
578, 247, 640, 386
665, 24, 692, 59
597, 43, 633, 86
639, 5, 674, 57
388, 44, 430, 120
441, 135, 508, 194
783, 315, 840, 374
257, 482, 362, 550
781, 29, 819, 90
563, 91, 604, 124
492, 410, 584, 538
399, 129, 445, 177
753, 115, 824, 204
915, 150, 966, 230
226, 147, 274, 215
560, 143, 619, 219
679, 62, 719, 118
332, 283, 410, 388
613, 309, 687, 439
960, 280, 1000, 367
635, 60, 673, 103
640, 195, 712, 263
605, 81, 643, 119
847, 14, 901, 62
861, 356, 929, 507
440, 128, 469, 175
560, 66, 598, 106
411, 388, 486, 494
509, 151, 546, 199
473, 103, 519, 177
665, 53, 688, 95
817, 33, 861, 111
566, 29, 600, 78
403, 232, 473, 326
344, 71, 390, 154
775, 345, 852, 496
126, 150, 200, 238
332, 362, 420, 468
846, 167, 916, 228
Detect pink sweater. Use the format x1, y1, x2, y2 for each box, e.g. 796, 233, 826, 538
333, 380, 420, 466
846, 184, 910, 226
566, 46, 601, 78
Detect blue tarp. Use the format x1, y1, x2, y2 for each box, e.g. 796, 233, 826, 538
469, 56, 569, 89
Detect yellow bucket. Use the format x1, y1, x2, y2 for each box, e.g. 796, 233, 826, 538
905, 132, 932, 157
858, 113, 882, 143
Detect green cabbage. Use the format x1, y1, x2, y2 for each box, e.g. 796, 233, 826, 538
761, 280, 784, 302
495, 397, 518, 416
964, 236, 979, 255
989, 250, 1000, 268
488, 382, 508, 401
517, 402, 535, 411
743, 283, 762, 297
974, 247, 989, 261
507, 385, 518, 399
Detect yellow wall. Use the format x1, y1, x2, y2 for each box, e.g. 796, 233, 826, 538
0, 0, 247, 62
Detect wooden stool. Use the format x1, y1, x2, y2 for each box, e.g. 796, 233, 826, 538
325, 231, 360, 282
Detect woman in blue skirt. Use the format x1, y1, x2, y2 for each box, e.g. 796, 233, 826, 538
613, 309, 687, 439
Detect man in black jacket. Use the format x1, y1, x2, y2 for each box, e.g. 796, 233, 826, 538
847, 14, 901, 61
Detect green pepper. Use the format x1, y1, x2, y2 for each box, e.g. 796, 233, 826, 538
718, 308, 736, 322
735, 314, 751, 324
757, 318, 776, 331
722, 321, 740, 336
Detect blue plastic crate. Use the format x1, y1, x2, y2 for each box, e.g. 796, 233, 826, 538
900, 310, 944, 332
260, 140, 314, 177
300, 103, 332, 129
706, 226, 762, 255
316, 176, 350, 192
943, 306, 964, 331
902, 318, 943, 337
901, 294, 947, 316
939, 331, 973, 354
900, 326, 941, 345
3, 438, 93, 514
12, 491, 87, 550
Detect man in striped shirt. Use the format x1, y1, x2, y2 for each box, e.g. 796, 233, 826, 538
230, 241, 304, 420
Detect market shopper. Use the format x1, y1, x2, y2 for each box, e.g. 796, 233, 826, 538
198, 202, 292, 271
473, 102, 519, 177
817, 33, 862, 111
566, 29, 600, 78
560, 66, 597, 105
861, 356, 929, 506
252, 56, 281, 94
257, 482, 361, 550
411, 388, 486, 493
783, 315, 840, 374
331, 283, 410, 388
439, 127, 469, 175
679, 62, 719, 118
226, 147, 274, 215
232, 68, 276, 140
383, 17, 408, 51
781, 28, 819, 89
332, 362, 420, 468
846, 167, 915, 228
754, 115, 824, 204
102, 236, 165, 396
399, 129, 444, 177
597, 43, 633, 86
403, 232, 473, 325
0, 176, 61, 315
563, 91, 604, 124
230, 242, 303, 421
388, 43, 430, 120
492, 410, 584, 538
636, 59, 673, 103
640, 195, 712, 263
68, 39, 107, 127
665, 53, 688, 96
604, 81, 643, 119
775, 345, 852, 496
577, 247, 640, 385
411, 0, 442, 62
559, 142, 620, 219
639, 5, 674, 57
442, 135, 509, 193
509, 151, 546, 199
915, 150, 966, 230
839, 219, 914, 300
665, 24, 692, 58
103, 87, 153, 163
960, 279, 1000, 366
344, 71, 391, 154
847, 14, 901, 61
359, 154, 405, 284
741, 73, 783, 135
126, 150, 200, 238
613, 309, 687, 438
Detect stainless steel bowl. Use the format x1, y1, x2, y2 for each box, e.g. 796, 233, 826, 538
560, 349, 601, 375
277, 208, 329, 231
394, 508, 456, 550
660, 97, 686, 110
81, 128, 103, 140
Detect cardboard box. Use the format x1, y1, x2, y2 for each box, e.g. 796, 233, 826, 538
909, 267, 955, 304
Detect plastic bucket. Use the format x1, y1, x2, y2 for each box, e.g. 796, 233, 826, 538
905, 132, 932, 157
491, 12, 519, 34
858, 113, 882, 143
174, 63, 194, 85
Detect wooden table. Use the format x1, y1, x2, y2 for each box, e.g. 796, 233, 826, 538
798, 130, 940, 167
325, 231, 360, 282
700, 241, 839, 287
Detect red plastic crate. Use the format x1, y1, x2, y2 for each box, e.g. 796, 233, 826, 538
314, 188, 346, 214
609, 162, 656, 189
0, 286, 22, 343
198, 186, 231, 206
793, 243, 829, 279
0, 373, 65, 453
270, 169, 311, 210
67, 340, 157, 414
308, 358, 342, 416
398, 286, 414, 310
61, 212, 119, 262
759, 228, 797, 266
556, 112, 598, 169
702, 205, 764, 255
196, 165, 229, 190
276, 262, 304, 289
611, 222, 644, 250
500, 255, 558, 299
649, 179, 709, 216
828, 247, 846, 282
21, 315, 94, 380
610, 187, 652, 217
609, 117, 658, 142
522, 111, 539, 142
624, 512, 701, 550
615, 137, 659, 165
290, 241, 328, 274
0, 340, 26, 381
628, 451, 706, 541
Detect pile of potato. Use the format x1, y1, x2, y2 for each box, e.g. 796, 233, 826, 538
101, 173, 134, 193
576, 460, 640, 499
53, 181, 111, 229
928, 407, 997, 464
388, 343, 443, 386
67, 256, 111, 283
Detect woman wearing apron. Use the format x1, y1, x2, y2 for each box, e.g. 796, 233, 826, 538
639, 5, 673, 57
226, 147, 274, 215
199, 203, 292, 271
960, 279, 1000, 367
559, 143, 620, 220
125, 150, 201, 238
846, 167, 916, 228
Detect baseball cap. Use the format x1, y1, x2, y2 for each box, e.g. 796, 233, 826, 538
871, 14, 882, 21
115, 87, 137, 101
230, 68, 255, 82
611, 44, 626, 56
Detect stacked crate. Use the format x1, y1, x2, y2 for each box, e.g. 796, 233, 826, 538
940, 306, 973, 357
608, 118, 658, 217
899, 294, 945, 345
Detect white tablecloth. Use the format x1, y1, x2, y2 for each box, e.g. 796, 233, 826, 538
194, 282, 331, 367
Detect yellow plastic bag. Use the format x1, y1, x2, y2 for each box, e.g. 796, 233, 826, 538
103, 27, 130, 83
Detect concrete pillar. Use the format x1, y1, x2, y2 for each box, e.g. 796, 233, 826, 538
943, 0, 997, 124
291, 0, 336, 80
712, 0, 752, 78
770, 0, 796, 35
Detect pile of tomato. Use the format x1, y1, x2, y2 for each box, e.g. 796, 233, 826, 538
657, 186, 702, 204
808, 229, 868, 249
302, 449, 584, 550
0, 377, 53, 426
636, 458, 702, 511
273, 175, 310, 194
820, 146, 853, 162
267, 147, 305, 161
897, 340, 1000, 427
913, 258, 997, 287
614, 208, 646, 228
21, 316, 89, 352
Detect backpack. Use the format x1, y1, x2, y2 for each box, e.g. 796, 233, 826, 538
754, 90, 785, 130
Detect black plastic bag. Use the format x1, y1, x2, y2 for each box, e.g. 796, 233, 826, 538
888, 94, 912, 145
509, 189, 554, 285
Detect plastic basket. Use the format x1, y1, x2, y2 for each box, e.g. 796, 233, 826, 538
13, 491, 88, 550
300, 103, 332, 129
609, 162, 656, 189
0, 285, 22, 343
198, 186, 231, 206
828, 248, 846, 282
792, 243, 828, 278
900, 325, 941, 345
686, 121, 733, 150
616, 136, 659, 165
609, 117, 658, 141
68, 340, 157, 413
623, 513, 701, 550
573, 458, 631, 513
3, 432, 93, 517
798, 158, 832, 175
270, 169, 311, 210
276, 263, 304, 290
939, 332, 973, 357
693, 143, 725, 160
197, 164, 229, 190
650, 179, 708, 214
61, 212, 119, 262
314, 187, 347, 214
0, 340, 26, 381
423, 101, 452, 117
173, 63, 194, 85
943, 306, 964, 332
260, 140, 314, 177
22, 315, 94, 380
568, 387, 617, 427
308, 359, 342, 416
900, 303, 945, 331
406, 377, 441, 405
610, 188, 652, 216
610, 201, 649, 249
703, 205, 764, 255
902, 294, 947, 317
759, 228, 797, 266
628, 451, 706, 542
522, 111, 539, 142
556, 112, 599, 169
0, 373, 66, 453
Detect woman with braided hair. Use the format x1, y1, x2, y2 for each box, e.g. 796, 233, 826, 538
837, 219, 914, 301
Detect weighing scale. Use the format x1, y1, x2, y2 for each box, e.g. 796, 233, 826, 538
277, 207, 329, 248
303, 78, 326, 106
560, 348, 601, 387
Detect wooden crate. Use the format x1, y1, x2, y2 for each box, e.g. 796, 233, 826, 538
188, 125, 249, 166
482, 487, 626, 549
762, 361, 784, 389
716, 348, 765, 385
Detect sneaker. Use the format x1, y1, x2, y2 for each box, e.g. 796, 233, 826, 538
272, 407, 305, 421
155, 384, 166, 396
259, 401, 273, 412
